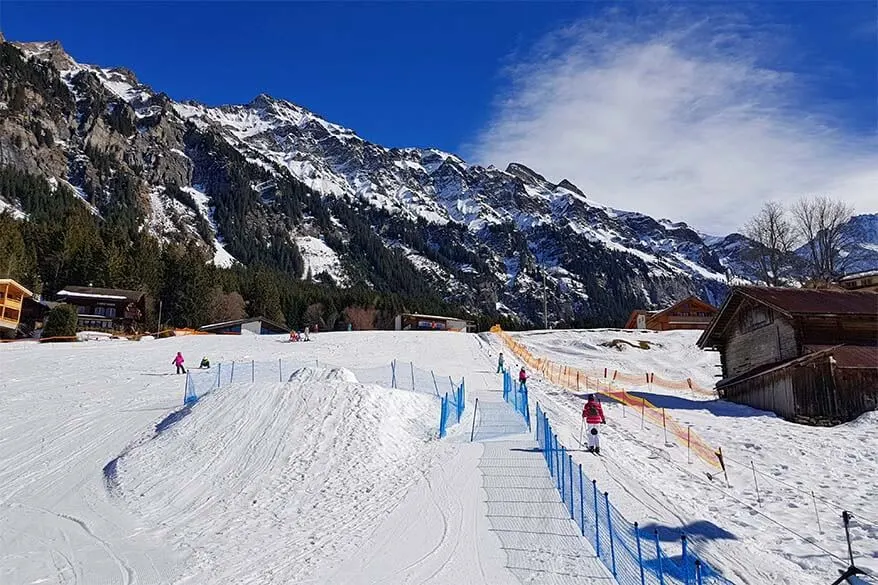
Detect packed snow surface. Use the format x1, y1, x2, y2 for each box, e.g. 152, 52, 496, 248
499, 328, 878, 585
1, 329, 874, 585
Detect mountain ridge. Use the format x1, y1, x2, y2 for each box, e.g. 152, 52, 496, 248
2, 38, 874, 327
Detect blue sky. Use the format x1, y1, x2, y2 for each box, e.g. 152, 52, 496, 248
2, 1, 876, 231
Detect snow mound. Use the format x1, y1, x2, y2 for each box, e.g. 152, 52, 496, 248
113, 370, 442, 583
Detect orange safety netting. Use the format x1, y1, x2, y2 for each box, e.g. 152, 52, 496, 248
491, 325, 722, 469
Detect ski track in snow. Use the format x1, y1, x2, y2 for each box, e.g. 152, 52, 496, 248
496, 329, 878, 585
0, 331, 612, 585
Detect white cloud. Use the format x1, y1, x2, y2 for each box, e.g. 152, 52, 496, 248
466, 8, 878, 234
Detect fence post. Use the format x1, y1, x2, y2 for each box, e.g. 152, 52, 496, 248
251, 359, 255, 383
432, 371, 440, 396
681, 533, 689, 585
561, 447, 567, 503
654, 530, 665, 585
391, 360, 397, 388
279, 358, 282, 383
470, 397, 479, 441
593, 479, 600, 557
438, 394, 448, 438
230, 361, 235, 383
579, 463, 585, 535
217, 363, 222, 388
812, 491, 822, 533
577, 371, 580, 392
568, 454, 574, 520
641, 396, 645, 430
751, 460, 762, 507
449, 375, 455, 394
555, 435, 561, 491
410, 361, 415, 391
605, 492, 617, 576
635, 522, 646, 585
695, 559, 703, 585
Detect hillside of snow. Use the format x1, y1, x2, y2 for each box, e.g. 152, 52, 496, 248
499, 328, 878, 585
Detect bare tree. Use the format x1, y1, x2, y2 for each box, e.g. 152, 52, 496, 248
742, 201, 799, 286
791, 196, 857, 281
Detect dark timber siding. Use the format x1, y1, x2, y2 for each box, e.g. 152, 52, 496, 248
723, 304, 798, 378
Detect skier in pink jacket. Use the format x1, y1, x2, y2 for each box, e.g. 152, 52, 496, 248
172, 352, 186, 375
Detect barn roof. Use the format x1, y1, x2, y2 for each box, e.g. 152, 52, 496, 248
804, 345, 878, 368
57, 286, 145, 303
698, 286, 878, 348
198, 316, 289, 333
736, 286, 877, 316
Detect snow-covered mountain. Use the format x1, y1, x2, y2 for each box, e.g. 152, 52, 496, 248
5, 38, 869, 326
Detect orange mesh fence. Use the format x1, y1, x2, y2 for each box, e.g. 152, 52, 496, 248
491, 325, 722, 469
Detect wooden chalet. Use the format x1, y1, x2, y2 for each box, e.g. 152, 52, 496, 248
624, 296, 718, 331
0, 278, 33, 334
56, 286, 147, 333
697, 286, 878, 425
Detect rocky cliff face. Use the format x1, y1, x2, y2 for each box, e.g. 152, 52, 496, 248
2, 38, 836, 326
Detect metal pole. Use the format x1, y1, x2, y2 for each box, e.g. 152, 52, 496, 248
605, 492, 617, 576
568, 454, 574, 520
751, 460, 762, 507
251, 360, 255, 383
843, 511, 855, 566
812, 491, 822, 534
593, 479, 600, 556
230, 361, 235, 382
561, 446, 566, 503
157, 299, 162, 332
695, 560, 703, 585
217, 363, 221, 388
635, 522, 646, 585
681, 534, 689, 585
470, 397, 479, 441
579, 463, 585, 535
655, 530, 665, 585
543, 270, 547, 330
410, 361, 415, 391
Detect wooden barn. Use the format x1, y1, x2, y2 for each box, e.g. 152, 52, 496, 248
0, 278, 33, 334
697, 286, 878, 425
624, 296, 718, 331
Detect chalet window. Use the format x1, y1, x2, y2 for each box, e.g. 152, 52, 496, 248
94, 305, 117, 318
741, 306, 772, 332
76, 305, 89, 315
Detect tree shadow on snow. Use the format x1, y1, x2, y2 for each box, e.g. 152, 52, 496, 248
638, 520, 738, 543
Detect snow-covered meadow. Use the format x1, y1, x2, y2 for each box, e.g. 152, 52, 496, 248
0, 328, 874, 585
499, 328, 878, 585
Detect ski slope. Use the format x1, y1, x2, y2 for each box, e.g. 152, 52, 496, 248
496, 329, 877, 585
0, 331, 611, 585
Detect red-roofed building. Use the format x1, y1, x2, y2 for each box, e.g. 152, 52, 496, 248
623, 296, 718, 331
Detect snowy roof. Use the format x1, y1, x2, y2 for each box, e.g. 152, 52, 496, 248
399, 313, 473, 323
840, 269, 878, 281
198, 316, 289, 333
57, 286, 145, 303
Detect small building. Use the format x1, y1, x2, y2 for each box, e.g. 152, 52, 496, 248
697, 286, 878, 425
198, 317, 289, 335
394, 313, 475, 332
0, 278, 33, 333
624, 296, 718, 331
838, 270, 878, 292
56, 286, 147, 333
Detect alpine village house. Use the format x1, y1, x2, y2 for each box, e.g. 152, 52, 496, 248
697, 286, 878, 425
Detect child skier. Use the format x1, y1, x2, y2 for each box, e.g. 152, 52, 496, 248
518, 367, 528, 392
199, 356, 210, 369
303, 326, 310, 342
497, 352, 505, 373
172, 352, 186, 375
582, 394, 606, 454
